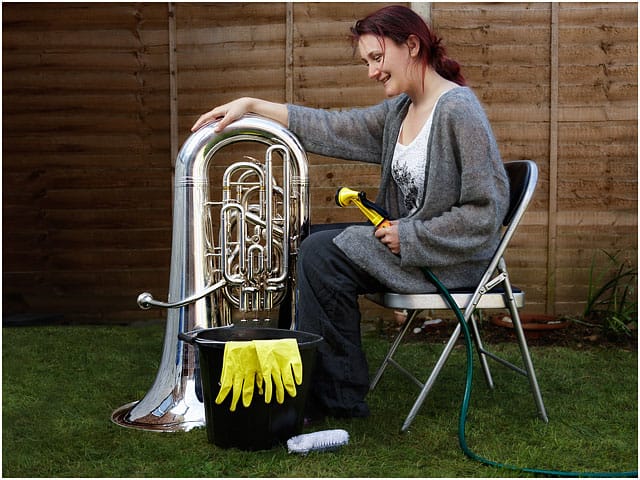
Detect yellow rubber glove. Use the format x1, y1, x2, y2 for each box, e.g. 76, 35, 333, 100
253, 338, 303, 404
214, 341, 263, 412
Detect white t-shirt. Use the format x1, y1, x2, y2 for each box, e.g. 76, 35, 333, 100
391, 92, 450, 214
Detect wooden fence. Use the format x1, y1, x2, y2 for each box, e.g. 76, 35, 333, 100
3, 2, 637, 324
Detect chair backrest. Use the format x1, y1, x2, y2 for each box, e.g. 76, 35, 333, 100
503, 160, 537, 228
473, 160, 538, 290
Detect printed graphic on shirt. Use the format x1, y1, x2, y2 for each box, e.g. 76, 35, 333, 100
392, 160, 422, 213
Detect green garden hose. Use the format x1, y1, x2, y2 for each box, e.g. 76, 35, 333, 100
422, 267, 638, 478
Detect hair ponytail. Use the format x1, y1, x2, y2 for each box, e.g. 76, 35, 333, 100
351, 5, 466, 86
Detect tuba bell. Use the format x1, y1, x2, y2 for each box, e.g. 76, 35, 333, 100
111, 115, 309, 431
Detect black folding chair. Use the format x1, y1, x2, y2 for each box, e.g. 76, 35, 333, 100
367, 160, 548, 432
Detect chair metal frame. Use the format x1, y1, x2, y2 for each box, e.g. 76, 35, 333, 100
367, 160, 548, 432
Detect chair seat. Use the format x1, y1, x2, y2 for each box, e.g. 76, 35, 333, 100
366, 287, 524, 310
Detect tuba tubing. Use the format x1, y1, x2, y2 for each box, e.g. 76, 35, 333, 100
136, 278, 227, 310
111, 115, 309, 431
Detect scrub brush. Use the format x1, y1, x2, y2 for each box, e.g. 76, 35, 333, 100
287, 429, 349, 455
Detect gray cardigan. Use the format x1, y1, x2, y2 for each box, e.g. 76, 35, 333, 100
287, 87, 509, 293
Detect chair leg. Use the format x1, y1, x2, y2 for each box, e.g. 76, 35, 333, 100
510, 309, 549, 422
370, 309, 419, 391
503, 279, 549, 423
468, 311, 495, 389
371, 311, 465, 432
399, 322, 462, 432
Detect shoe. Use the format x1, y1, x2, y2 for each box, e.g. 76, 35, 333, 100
303, 414, 326, 428
328, 402, 370, 419
303, 400, 327, 427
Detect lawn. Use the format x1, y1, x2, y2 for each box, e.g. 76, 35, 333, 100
2, 323, 637, 477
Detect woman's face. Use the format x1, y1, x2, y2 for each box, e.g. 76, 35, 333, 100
358, 33, 417, 97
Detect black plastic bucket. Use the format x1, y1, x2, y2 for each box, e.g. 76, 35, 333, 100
179, 326, 323, 451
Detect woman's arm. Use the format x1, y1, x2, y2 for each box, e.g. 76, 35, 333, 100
286, 99, 400, 163
191, 97, 288, 132
192, 95, 403, 165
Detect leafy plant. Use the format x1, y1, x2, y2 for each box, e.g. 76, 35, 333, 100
584, 249, 637, 337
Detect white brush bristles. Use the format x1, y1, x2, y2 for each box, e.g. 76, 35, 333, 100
287, 429, 350, 455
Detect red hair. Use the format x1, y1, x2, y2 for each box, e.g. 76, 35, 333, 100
350, 5, 466, 86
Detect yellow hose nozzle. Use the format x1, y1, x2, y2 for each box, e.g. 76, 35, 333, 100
335, 187, 391, 230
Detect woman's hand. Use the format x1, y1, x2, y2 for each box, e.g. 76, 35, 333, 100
191, 97, 289, 133
191, 97, 255, 132
374, 220, 400, 255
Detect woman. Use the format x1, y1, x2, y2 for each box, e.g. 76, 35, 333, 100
192, 5, 509, 420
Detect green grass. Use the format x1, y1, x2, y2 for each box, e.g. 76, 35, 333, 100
3, 324, 637, 477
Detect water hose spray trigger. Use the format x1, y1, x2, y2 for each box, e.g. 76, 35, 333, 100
335, 187, 392, 229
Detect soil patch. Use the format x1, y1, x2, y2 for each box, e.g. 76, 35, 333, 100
381, 316, 637, 351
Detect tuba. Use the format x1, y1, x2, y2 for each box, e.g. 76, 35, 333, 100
111, 115, 309, 431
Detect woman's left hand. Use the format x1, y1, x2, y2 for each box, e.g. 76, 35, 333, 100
374, 220, 400, 255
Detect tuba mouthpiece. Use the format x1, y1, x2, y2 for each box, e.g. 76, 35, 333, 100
137, 292, 154, 309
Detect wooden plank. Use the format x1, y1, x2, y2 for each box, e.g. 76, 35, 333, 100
2, 93, 168, 114
3, 51, 168, 72
176, 24, 285, 46
558, 2, 637, 25
6, 270, 170, 295
285, 3, 294, 104
20, 208, 172, 230
4, 112, 170, 135
178, 67, 285, 91
433, 2, 552, 25
175, 2, 286, 28
2, 3, 168, 29
4, 228, 171, 254
169, 2, 179, 164
558, 43, 637, 65
546, 3, 559, 314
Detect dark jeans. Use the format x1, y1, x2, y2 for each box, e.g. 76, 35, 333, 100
295, 223, 385, 417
